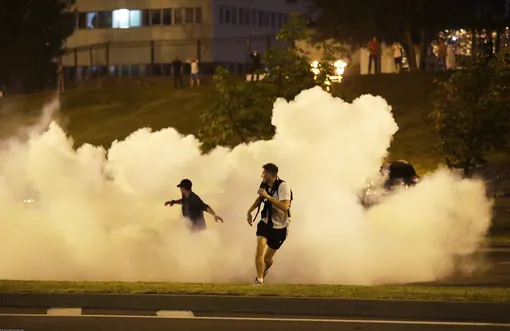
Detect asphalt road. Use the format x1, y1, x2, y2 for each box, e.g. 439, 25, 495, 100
1, 315, 510, 331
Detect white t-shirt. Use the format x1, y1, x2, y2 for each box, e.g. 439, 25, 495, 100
190, 60, 199, 74
261, 181, 292, 229
392, 43, 402, 58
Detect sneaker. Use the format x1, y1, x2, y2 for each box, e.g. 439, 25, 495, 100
253, 277, 264, 286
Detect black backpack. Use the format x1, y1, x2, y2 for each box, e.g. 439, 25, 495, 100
255, 178, 293, 224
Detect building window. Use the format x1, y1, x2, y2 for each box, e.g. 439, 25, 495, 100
221, 7, 237, 24
184, 8, 194, 23
231, 8, 238, 24
112, 9, 141, 28
195, 7, 202, 23
97, 11, 112, 28
264, 12, 270, 27
271, 12, 276, 28
77, 12, 87, 28
162, 9, 172, 25
258, 11, 263, 27
174, 8, 183, 24
87, 12, 98, 28
129, 10, 142, 27
250, 10, 258, 27
142, 10, 150, 26
239, 8, 245, 25
151, 9, 161, 25
75, 6, 202, 29
278, 13, 284, 28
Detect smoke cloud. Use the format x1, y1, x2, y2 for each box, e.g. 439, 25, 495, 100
0, 86, 493, 285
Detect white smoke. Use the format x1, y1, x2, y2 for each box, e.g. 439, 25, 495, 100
0, 86, 493, 284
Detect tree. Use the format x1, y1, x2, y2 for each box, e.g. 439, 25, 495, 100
0, 0, 76, 93
198, 12, 339, 152
307, 0, 508, 70
430, 55, 510, 176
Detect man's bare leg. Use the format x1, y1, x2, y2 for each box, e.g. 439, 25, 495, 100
256, 236, 267, 280
263, 247, 277, 277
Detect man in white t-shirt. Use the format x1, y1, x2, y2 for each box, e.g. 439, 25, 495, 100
392, 42, 403, 73
247, 163, 292, 285
187, 58, 200, 87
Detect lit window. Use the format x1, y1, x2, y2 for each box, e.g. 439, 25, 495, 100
112, 9, 142, 28
113, 9, 129, 28
87, 12, 97, 28
129, 10, 141, 27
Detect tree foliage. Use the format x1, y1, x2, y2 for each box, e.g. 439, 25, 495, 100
430, 55, 510, 176
0, 0, 76, 93
198, 12, 340, 152
308, 0, 510, 70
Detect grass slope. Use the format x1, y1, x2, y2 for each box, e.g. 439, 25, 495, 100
4, 72, 502, 174
1, 280, 510, 302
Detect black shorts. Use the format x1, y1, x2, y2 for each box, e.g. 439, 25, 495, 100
256, 221, 287, 250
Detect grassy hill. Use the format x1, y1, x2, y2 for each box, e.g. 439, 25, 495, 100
0, 73, 508, 174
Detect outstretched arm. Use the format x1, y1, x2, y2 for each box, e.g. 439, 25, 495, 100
164, 198, 183, 206
206, 205, 223, 223
193, 196, 223, 223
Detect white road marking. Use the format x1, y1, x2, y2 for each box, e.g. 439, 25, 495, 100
1, 313, 510, 327
46, 308, 82, 316
156, 310, 195, 317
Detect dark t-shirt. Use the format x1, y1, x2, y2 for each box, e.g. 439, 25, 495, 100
181, 191, 209, 228
172, 60, 183, 74
250, 53, 261, 69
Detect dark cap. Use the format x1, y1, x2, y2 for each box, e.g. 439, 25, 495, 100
177, 179, 192, 190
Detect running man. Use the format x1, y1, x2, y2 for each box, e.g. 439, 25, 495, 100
165, 179, 223, 231
246, 163, 292, 285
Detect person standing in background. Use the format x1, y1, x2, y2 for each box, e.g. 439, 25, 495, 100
437, 38, 447, 70
368, 36, 381, 74
250, 50, 262, 81
187, 58, 200, 88
392, 42, 403, 73
171, 56, 184, 89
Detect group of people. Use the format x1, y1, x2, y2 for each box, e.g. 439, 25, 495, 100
164, 163, 292, 286
368, 36, 404, 74
171, 56, 201, 89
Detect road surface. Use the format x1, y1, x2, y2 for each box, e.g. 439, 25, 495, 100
1, 314, 510, 331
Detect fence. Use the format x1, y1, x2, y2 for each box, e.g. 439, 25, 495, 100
60, 34, 283, 82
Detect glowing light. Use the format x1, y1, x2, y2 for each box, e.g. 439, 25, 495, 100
113, 9, 130, 29
310, 59, 348, 85
112, 9, 142, 28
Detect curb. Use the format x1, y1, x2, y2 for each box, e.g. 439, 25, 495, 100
1, 293, 510, 323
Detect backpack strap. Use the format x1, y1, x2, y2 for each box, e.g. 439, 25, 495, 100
260, 179, 285, 225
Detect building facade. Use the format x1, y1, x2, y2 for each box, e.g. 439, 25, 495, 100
61, 0, 308, 80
